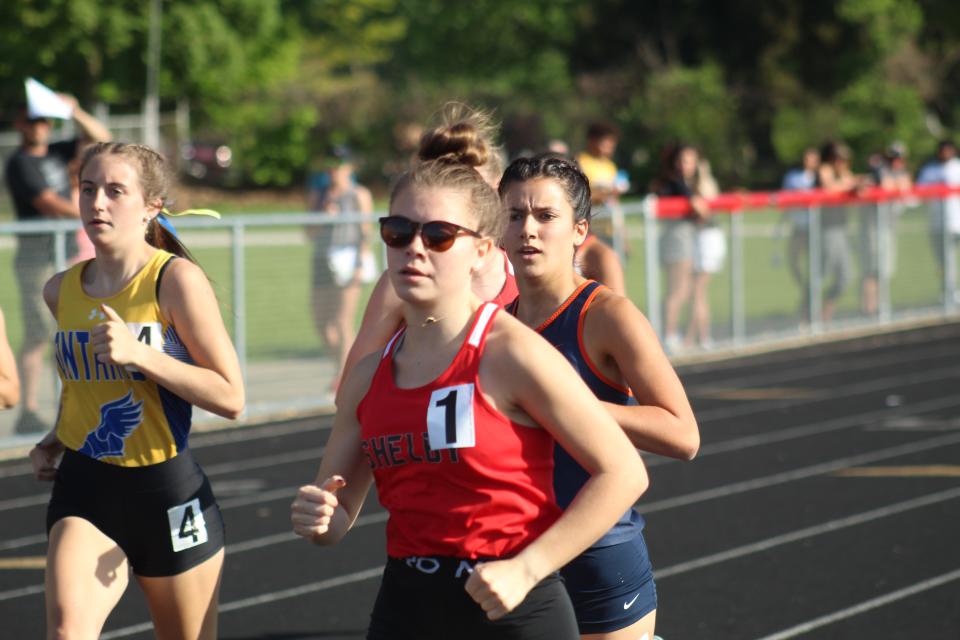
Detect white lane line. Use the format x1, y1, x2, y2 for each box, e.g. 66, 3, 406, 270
202, 446, 324, 476
0, 583, 44, 601
6, 382, 955, 517
645, 395, 960, 468
9, 479, 953, 604
690, 363, 959, 422
0, 512, 389, 604
0, 447, 325, 514
0, 494, 49, 511
642, 431, 960, 513
2, 339, 953, 483
94, 487, 960, 636
0, 463, 33, 479
225, 512, 388, 554
689, 341, 960, 390
2, 355, 955, 501
0, 419, 329, 481
656, 486, 960, 578
99, 567, 385, 639
0, 533, 45, 551
2, 334, 954, 481
754, 567, 960, 640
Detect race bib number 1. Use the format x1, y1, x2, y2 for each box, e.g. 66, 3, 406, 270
426, 384, 476, 450
167, 498, 208, 552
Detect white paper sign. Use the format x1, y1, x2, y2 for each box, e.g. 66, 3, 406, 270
25, 78, 73, 120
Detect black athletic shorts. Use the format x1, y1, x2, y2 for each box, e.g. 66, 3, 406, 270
367, 556, 579, 640
47, 448, 225, 577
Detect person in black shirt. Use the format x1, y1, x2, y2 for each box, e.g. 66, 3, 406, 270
4, 96, 111, 434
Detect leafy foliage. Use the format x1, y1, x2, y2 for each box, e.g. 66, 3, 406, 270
2, 0, 960, 188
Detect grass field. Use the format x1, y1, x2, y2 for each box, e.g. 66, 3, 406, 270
1, 207, 954, 361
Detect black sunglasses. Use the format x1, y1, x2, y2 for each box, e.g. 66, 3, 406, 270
379, 215, 482, 252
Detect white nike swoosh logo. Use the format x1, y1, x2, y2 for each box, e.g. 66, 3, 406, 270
623, 592, 641, 609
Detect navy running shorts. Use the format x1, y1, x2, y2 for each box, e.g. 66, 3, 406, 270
47, 448, 225, 577
560, 533, 657, 634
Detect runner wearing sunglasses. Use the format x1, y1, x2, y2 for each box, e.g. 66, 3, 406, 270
291, 148, 648, 639
500, 154, 699, 640
338, 104, 516, 398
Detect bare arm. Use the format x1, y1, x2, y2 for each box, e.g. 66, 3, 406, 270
31, 189, 79, 219
337, 270, 403, 403
91, 258, 245, 418
818, 165, 858, 193
28, 275, 69, 480
291, 354, 378, 544
0, 308, 19, 409
58, 95, 112, 144
587, 292, 700, 459
579, 239, 625, 296
690, 193, 710, 220
468, 315, 647, 618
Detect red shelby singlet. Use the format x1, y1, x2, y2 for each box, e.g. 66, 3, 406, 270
356, 303, 560, 559
490, 249, 518, 308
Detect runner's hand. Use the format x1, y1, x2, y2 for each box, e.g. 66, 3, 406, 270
29, 439, 64, 481
464, 557, 539, 620
90, 304, 142, 367
291, 475, 346, 541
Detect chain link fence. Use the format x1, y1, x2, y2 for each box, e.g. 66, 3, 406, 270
1, 193, 958, 446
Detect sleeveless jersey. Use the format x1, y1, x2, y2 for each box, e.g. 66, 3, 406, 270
510, 280, 645, 547
489, 249, 519, 308
356, 303, 561, 559
54, 250, 194, 467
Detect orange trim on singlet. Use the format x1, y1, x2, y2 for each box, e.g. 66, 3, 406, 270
576, 284, 632, 396
534, 280, 594, 333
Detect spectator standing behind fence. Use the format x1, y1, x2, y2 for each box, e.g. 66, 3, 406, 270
4, 96, 111, 434
687, 157, 725, 349
577, 122, 629, 249
815, 141, 860, 323
307, 145, 376, 392
653, 144, 713, 353
779, 148, 821, 320
917, 140, 960, 304
859, 143, 912, 316
0, 307, 19, 409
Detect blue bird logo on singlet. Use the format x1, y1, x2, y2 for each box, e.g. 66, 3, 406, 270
78, 391, 145, 459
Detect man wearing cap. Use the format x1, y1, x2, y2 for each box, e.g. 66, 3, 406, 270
4, 93, 111, 434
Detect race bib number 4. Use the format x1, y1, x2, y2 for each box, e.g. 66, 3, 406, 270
125, 322, 163, 373
167, 498, 209, 552
426, 384, 476, 450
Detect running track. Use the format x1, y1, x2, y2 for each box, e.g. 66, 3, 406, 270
1, 321, 959, 639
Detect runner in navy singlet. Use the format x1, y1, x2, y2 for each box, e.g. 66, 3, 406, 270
500, 154, 700, 640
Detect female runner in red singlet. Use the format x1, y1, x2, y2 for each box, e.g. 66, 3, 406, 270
338, 104, 516, 395
291, 148, 647, 639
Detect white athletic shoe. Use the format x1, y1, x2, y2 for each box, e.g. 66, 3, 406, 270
664, 333, 683, 354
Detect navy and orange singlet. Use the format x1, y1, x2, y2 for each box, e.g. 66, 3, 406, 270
510, 280, 645, 547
